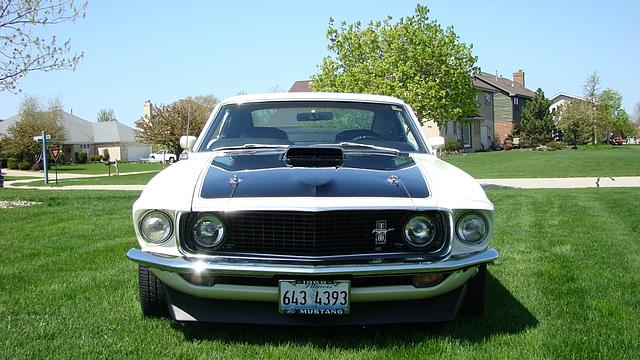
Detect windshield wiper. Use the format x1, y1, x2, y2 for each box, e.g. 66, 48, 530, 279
212, 144, 290, 152
318, 142, 407, 156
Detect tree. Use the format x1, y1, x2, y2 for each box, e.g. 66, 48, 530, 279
0, 0, 87, 92
582, 71, 600, 102
2, 95, 66, 162
97, 108, 117, 122
521, 88, 554, 144
135, 98, 212, 157
185, 94, 218, 113
311, 4, 477, 126
596, 89, 635, 138
557, 100, 591, 146
581, 72, 601, 144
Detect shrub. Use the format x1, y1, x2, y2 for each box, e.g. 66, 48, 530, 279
31, 162, 42, 171
7, 158, 18, 170
18, 161, 32, 170
77, 152, 88, 164
74, 152, 80, 163
546, 141, 564, 151
102, 149, 110, 162
443, 138, 462, 153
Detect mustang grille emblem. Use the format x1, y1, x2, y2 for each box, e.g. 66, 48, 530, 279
372, 220, 394, 245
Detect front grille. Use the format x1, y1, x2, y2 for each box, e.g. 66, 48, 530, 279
180, 210, 448, 257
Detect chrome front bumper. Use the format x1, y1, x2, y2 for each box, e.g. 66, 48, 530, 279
126, 248, 498, 303
126, 248, 499, 277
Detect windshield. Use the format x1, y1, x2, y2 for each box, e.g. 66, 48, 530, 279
197, 101, 428, 153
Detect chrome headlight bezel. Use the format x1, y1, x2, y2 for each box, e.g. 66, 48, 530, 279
455, 211, 489, 244
139, 210, 174, 244
192, 213, 226, 249
403, 215, 438, 249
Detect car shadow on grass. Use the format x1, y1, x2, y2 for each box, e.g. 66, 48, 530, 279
170, 273, 538, 347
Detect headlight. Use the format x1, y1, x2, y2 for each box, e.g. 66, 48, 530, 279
456, 212, 488, 244
403, 215, 437, 248
140, 211, 173, 244
192, 214, 225, 248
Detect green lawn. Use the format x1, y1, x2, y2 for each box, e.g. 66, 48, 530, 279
53, 162, 166, 175
443, 145, 640, 178
0, 189, 638, 359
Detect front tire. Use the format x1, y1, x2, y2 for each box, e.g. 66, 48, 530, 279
138, 265, 168, 317
460, 264, 486, 315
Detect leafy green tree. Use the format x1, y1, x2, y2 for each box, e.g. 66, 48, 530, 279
185, 95, 219, 113
0, 0, 87, 92
135, 98, 212, 156
521, 88, 554, 144
311, 4, 478, 126
596, 89, 635, 138
97, 109, 117, 122
557, 100, 591, 146
2, 95, 66, 161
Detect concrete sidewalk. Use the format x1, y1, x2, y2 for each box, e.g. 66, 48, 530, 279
2, 175, 640, 192
478, 176, 640, 189
1, 169, 157, 191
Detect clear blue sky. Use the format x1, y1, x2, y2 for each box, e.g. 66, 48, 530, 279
1, 0, 638, 127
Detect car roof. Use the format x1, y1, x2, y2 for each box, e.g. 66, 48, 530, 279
219, 92, 408, 106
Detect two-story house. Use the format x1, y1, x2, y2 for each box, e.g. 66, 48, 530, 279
474, 70, 535, 142
440, 77, 497, 151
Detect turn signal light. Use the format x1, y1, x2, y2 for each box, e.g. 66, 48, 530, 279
412, 273, 446, 288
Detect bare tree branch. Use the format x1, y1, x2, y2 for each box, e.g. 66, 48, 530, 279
0, 0, 87, 92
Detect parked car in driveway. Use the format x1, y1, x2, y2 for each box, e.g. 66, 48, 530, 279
148, 150, 176, 163
126, 92, 498, 325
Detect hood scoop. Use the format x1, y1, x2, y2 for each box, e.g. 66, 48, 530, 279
285, 146, 344, 168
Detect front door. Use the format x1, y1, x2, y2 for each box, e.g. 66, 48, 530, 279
480, 126, 489, 150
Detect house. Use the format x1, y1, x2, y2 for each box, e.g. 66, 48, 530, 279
0, 111, 150, 162
473, 70, 535, 142
289, 80, 313, 92
549, 93, 583, 124
440, 77, 497, 151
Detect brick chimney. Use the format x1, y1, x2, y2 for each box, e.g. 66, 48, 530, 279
513, 70, 525, 87
143, 100, 152, 120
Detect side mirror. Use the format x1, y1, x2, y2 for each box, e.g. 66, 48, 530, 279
180, 136, 197, 151
427, 136, 445, 150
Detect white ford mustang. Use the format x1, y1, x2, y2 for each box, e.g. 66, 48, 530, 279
127, 92, 498, 325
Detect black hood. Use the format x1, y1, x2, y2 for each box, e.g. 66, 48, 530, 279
200, 152, 429, 199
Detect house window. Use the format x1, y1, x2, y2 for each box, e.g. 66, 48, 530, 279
484, 93, 491, 104
453, 122, 457, 135
513, 97, 519, 106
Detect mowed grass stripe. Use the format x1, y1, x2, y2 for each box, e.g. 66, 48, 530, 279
0, 189, 639, 359
443, 145, 640, 178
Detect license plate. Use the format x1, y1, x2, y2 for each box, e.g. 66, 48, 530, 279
278, 280, 350, 315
